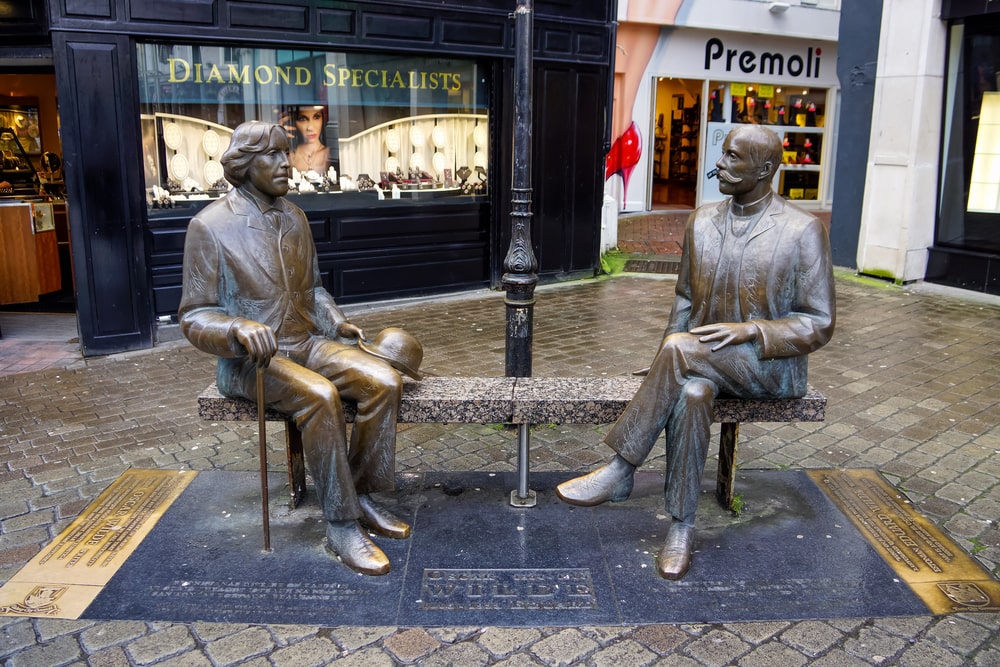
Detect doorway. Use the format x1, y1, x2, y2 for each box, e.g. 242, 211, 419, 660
0, 71, 77, 345
651, 77, 702, 210
0, 72, 79, 354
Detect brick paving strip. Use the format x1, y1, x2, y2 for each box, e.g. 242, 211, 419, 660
0, 272, 998, 665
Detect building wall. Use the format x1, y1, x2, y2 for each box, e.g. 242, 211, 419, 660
828, 0, 881, 268
607, 0, 842, 223
855, 0, 946, 283
36, 0, 616, 356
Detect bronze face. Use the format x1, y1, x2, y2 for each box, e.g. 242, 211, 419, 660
714, 131, 760, 198
244, 130, 291, 202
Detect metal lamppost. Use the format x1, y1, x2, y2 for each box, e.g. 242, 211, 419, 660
505, 0, 538, 508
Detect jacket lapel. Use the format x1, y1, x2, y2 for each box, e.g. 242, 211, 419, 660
226, 189, 263, 231
710, 200, 728, 237
748, 195, 781, 242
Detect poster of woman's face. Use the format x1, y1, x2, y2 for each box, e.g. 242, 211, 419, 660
285, 105, 330, 175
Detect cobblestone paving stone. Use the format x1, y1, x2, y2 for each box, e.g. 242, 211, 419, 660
1, 270, 999, 665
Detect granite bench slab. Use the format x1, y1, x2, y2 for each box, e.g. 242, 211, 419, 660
510, 376, 826, 425
198, 376, 826, 426
198, 376, 516, 424
198, 376, 826, 510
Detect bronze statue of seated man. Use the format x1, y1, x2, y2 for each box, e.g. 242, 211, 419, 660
179, 120, 423, 576
557, 125, 835, 580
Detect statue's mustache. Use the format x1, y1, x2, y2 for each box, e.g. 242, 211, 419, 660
717, 170, 743, 184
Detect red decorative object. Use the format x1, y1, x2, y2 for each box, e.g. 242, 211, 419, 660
605, 121, 642, 194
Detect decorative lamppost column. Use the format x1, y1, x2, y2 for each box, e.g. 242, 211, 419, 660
505, 0, 538, 508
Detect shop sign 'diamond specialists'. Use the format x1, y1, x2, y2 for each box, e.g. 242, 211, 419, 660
138, 45, 485, 108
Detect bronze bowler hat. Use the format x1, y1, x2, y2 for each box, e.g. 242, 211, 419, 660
358, 327, 423, 380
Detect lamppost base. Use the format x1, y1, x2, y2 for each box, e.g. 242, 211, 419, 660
509, 489, 537, 508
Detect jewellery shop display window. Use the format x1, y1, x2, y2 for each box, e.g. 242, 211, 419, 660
137, 43, 490, 213
707, 81, 827, 202
938, 19, 1000, 254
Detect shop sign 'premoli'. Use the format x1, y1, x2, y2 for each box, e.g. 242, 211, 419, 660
704, 37, 822, 79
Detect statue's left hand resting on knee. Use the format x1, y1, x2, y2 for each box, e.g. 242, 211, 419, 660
558, 125, 835, 580
178, 121, 423, 576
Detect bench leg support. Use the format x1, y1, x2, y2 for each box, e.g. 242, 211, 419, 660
285, 420, 306, 510
716, 422, 739, 510
510, 423, 537, 507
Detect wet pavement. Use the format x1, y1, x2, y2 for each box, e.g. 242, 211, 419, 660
0, 312, 81, 378
1, 266, 999, 665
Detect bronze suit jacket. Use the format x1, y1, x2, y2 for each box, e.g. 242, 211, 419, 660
666, 194, 836, 395
178, 188, 348, 394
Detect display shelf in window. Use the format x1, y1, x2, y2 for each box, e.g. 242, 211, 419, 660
0, 126, 41, 199
667, 108, 699, 183
775, 128, 824, 201
143, 114, 237, 207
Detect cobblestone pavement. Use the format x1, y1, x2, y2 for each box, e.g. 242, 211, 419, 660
616, 211, 687, 256
1, 271, 998, 666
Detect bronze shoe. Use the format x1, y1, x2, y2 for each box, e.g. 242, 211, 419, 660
325, 520, 390, 576
555, 457, 634, 507
657, 521, 694, 580
358, 494, 411, 539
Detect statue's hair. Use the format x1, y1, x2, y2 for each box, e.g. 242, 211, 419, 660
732, 125, 784, 182
221, 121, 288, 186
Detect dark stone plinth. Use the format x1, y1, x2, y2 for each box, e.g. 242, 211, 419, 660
83, 469, 926, 626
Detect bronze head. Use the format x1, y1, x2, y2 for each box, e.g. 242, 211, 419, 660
733, 125, 783, 182
715, 125, 784, 202
221, 121, 291, 203
221, 121, 290, 187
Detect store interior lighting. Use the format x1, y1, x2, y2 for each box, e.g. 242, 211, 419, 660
967, 91, 1000, 213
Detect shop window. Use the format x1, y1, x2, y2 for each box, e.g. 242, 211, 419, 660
705, 81, 827, 203
136, 43, 490, 210
967, 92, 1000, 212
939, 19, 1000, 253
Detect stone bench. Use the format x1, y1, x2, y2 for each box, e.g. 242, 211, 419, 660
198, 376, 826, 510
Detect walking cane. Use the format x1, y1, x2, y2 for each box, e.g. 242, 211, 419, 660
257, 366, 271, 552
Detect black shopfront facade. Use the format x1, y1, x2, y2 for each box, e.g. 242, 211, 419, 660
9, 1, 614, 356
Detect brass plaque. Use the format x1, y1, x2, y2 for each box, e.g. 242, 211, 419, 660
810, 469, 1000, 614
0, 469, 196, 619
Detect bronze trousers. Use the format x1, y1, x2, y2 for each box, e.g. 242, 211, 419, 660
232, 337, 402, 523
606, 332, 802, 524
